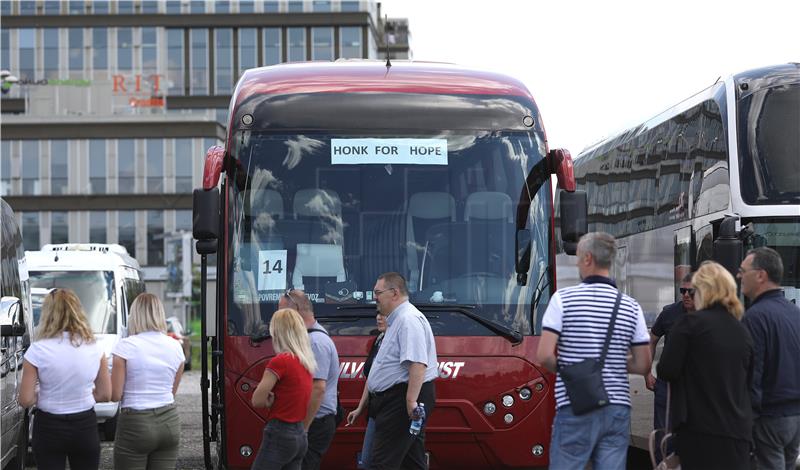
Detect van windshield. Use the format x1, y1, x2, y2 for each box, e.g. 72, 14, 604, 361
29, 270, 116, 334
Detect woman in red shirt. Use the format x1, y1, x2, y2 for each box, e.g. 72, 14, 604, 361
251, 308, 317, 470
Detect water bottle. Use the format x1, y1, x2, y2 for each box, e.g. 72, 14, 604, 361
409, 403, 426, 435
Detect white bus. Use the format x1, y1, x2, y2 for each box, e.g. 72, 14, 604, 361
556, 63, 800, 449
25, 243, 146, 440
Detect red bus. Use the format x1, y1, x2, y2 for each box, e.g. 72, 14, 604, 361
192, 61, 586, 469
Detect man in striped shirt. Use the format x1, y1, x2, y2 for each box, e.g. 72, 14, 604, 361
536, 232, 651, 470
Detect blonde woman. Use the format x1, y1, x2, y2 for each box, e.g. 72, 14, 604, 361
19, 289, 111, 470
111, 293, 185, 469
251, 308, 316, 470
657, 261, 754, 470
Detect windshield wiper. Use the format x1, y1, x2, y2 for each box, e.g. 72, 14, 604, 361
531, 266, 550, 317
414, 304, 523, 345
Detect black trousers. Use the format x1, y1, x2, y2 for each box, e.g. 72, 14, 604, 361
301, 413, 336, 470
675, 429, 753, 470
368, 381, 436, 470
32, 408, 100, 470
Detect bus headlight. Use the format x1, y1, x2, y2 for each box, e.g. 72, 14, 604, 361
483, 402, 497, 416
240, 445, 253, 457
502, 394, 514, 407
519, 387, 532, 401
503, 413, 514, 424
532, 444, 544, 456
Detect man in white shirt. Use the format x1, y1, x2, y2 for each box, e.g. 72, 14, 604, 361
366, 272, 437, 470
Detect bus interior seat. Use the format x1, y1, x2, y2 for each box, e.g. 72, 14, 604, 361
292, 243, 346, 292
464, 191, 514, 277
406, 192, 456, 291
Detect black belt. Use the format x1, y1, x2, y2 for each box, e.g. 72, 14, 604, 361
35, 408, 95, 421
370, 382, 408, 399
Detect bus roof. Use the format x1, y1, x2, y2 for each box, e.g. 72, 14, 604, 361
26, 243, 141, 272
233, 61, 536, 105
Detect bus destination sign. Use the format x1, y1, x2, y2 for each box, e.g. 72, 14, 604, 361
331, 138, 448, 165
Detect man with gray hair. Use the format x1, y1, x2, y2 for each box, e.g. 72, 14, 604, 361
739, 247, 800, 470
278, 289, 340, 470
366, 272, 438, 470
536, 232, 651, 469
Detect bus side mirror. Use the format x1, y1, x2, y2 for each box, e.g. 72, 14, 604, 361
713, 216, 742, 277
515, 230, 532, 285
193, 188, 220, 255
559, 190, 588, 255
548, 148, 577, 191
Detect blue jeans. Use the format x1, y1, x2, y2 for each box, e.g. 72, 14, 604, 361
753, 414, 800, 470
251, 420, 308, 470
357, 418, 376, 469
549, 404, 630, 470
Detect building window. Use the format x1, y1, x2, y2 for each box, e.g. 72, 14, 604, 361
43, 29, 60, 79
239, 1, 255, 13
340, 26, 362, 59
22, 141, 39, 195
190, 29, 209, 95
147, 210, 164, 265
215, 29, 234, 94
50, 140, 68, 195
142, 28, 158, 76
166, 1, 181, 13
93, 28, 108, 71
19, 2, 36, 15
51, 211, 69, 244
263, 1, 279, 13
313, 1, 331, 12
68, 28, 84, 73
1, 29, 10, 71
190, 1, 205, 13
176, 209, 192, 232
264, 28, 282, 66
117, 28, 133, 72
341, 1, 360, 12
118, 139, 135, 193
146, 139, 163, 192
117, 1, 134, 14
239, 28, 258, 77
19, 29, 35, 80
141, 1, 159, 13
175, 139, 193, 192
288, 1, 303, 12
90, 212, 106, 243
44, 1, 61, 14
1, 141, 10, 196
22, 213, 40, 251
68, 1, 85, 14
216, 1, 230, 13
288, 27, 306, 62
167, 29, 184, 95
312, 27, 333, 61
93, 1, 109, 14
89, 139, 106, 193
118, 211, 136, 256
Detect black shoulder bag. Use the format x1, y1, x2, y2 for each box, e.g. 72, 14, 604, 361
307, 328, 346, 426
558, 292, 622, 415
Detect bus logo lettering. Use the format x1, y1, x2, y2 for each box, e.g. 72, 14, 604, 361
338, 361, 465, 379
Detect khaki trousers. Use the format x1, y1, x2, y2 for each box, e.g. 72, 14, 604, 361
113, 404, 180, 470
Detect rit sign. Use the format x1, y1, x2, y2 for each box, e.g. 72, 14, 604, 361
112, 74, 162, 94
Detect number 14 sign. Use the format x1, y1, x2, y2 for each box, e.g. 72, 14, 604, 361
258, 250, 287, 291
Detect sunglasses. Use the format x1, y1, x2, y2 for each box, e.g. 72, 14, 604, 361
283, 289, 299, 309
679, 287, 696, 296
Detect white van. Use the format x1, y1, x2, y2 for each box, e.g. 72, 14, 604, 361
25, 243, 145, 440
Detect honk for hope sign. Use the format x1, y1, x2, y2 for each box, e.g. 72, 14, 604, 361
331, 138, 448, 165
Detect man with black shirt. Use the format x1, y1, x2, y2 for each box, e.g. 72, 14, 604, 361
740, 247, 800, 470
646, 272, 695, 433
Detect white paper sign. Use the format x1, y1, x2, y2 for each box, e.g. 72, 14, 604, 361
331, 138, 448, 165
258, 250, 288, 291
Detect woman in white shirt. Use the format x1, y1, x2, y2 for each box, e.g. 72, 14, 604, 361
19, 288, 111, 470
111, 292, 185, 470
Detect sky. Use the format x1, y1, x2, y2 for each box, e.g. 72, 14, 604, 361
379, 0, 799, 156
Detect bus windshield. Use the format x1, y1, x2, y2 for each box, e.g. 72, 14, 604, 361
29, 270, 116, 334
738, 82, 800, 205
749, 220, 800, 304
227, 131, 552, 337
